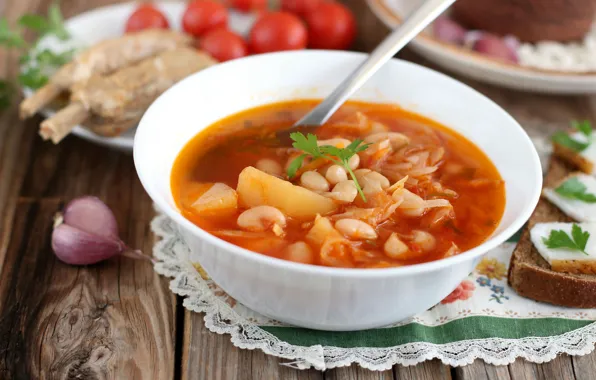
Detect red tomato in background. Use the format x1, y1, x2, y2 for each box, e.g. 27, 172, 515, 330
281, 0, 321, 17
200, 28, 248, 62
305, 2, 356, 50
125, 4, 169, 33
229, 0, 267, 12
248, 12, 307, 54
183, 0, 228, 37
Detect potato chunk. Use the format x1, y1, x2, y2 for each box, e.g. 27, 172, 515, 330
191, 183, 238, 215
237, 167, 337, 220
306, 216, 342, 248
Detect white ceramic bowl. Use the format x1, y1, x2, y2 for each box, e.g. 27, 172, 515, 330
134, 51, 542, 331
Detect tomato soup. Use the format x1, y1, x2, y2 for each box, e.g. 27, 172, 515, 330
171, 100, 505, 268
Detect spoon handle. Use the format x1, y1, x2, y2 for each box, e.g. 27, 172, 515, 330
294, 0, 456, 127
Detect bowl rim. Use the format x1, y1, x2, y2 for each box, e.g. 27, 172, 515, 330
134, 49, 543, 278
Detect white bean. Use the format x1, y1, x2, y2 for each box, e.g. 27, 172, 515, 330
335, 219, 377, 240
364, 171, 390, 189
317, 138, 351, 148
256, 158, 282, 176
348, 154, 360, 170
412, 230, 436, 251
354, 168, 371, 184
326, 180, 357, 203
300, 171, 330, 192
402, 208, 425, 217
369, 121, 389, 134
365, 132, 410, 149
384, 233, 409, 259
238, 206, 286, 232
393, 188, 425, 217
285, 241, 315, 264
325, 165, 348, 185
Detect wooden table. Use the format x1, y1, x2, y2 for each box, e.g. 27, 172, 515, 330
1, 0, 595, 378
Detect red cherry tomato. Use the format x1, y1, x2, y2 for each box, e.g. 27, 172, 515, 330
281, 0, 322, 17
125, 4, 169, 33
248, 12, 308, 54
200, 28, 249, 62
229, 0, 267, 12
182, 0, 228, 37
305, 3, 356, 50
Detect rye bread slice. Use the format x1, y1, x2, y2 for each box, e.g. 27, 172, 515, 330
508, 157, 596, 308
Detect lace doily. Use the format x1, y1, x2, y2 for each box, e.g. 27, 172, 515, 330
151, 214, 596, 370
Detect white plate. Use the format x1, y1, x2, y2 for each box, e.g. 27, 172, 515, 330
366, 0, 596, 94
23, 1, 256, 152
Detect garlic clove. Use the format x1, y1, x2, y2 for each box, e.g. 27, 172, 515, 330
51, 224, 124, 265
63, 196, 119, 239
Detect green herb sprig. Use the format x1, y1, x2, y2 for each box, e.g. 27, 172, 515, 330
552, 120, 593, 153
0, 3, 72, 110
287, 132, 370, 201
542, 223, 590, 255
19, 4, 70, 41
554, 177, 596, 203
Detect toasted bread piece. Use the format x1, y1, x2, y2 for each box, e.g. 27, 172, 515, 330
508, 157, 596, 308
552, 140, 594, 174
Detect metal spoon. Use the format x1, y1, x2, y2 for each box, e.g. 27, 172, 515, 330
277, 0, 456, 143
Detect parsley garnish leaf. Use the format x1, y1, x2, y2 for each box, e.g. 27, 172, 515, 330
35, 48, 74, 66
555, 177, 596, 203
287, 132, 371, 201
552, 131, 590, 152
18, 14, 51, 35
0, 3, 73, 107
47, 3, 70, 40
572, 120, 592, 138
287, 154, 307, 179
0, 19, 26, 48
17, 3, 69, 40
542, 224, 590, 255
18, 67, 49, 89
552, 121, 593, 152
346, 138, 370, 155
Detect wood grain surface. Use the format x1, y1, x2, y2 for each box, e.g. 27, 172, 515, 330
0, 0, 594, 379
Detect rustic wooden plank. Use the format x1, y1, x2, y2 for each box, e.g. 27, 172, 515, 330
0, 2, 177, 378
455, 361, 511, 380
181, 310, 324, 380
508, 356, 576, 380
0, 0, 42, 288
181, 311, 241, 380
0, 178, 176, 379
394, 360, 452, 380
326, 365, 394, 379
571, 350, 596, 380
250, 345, 324, 379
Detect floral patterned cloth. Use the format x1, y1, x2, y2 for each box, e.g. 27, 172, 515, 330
152, 214, 596, 369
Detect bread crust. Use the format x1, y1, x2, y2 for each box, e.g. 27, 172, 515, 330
508, 157, 596, 308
